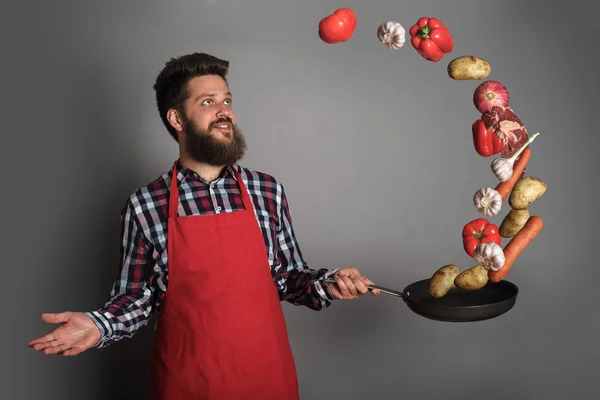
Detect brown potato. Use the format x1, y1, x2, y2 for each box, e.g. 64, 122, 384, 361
447, 56, 491, 80
499, 208, 530, 238
429, 264, 460, 298
454, 266, 489, 290
509, 176, 547, 210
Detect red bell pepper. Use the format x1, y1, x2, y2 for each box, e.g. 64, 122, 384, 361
409, 17, 454, 62
472, 119, 503, 157
462, 218, 502, 257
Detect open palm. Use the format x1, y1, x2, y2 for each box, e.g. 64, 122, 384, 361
28, 312, 101, 356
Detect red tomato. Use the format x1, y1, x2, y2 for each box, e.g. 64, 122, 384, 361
318, 8, 357, 44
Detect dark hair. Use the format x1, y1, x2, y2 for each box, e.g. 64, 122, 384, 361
153, 53, 230, 141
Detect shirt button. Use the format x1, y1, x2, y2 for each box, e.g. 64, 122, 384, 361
216, 206, 222, 211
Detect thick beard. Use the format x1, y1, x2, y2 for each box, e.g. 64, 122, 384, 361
183, 116, 247, 166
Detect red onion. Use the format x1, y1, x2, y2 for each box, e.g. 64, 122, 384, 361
473, 80, 510, 113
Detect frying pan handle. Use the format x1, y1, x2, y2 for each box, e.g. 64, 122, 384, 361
324, 278, 404, 298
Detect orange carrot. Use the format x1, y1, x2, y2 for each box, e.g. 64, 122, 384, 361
495, 148, 531, 201
488, 215, 543, 282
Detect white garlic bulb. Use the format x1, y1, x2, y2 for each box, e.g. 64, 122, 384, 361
473, 242, 506, 271
491, 158, 513, 182
377, 21, 406, 49
491, 132, 540, 182
473, 187, 502, 217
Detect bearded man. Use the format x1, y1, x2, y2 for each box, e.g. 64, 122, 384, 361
29, 52, 379, 400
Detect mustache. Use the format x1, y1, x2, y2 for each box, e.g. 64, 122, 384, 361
210, 117, 234, 128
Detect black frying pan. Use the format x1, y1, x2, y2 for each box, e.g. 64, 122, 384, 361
325, 278, 518, 322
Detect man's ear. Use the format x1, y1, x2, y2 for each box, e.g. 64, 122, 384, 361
167, 109, 184, 132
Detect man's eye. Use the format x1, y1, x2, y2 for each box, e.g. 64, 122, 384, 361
224, 99, 232, 105
202, 99, 213, 105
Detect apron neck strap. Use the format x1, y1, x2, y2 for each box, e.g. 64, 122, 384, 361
169, 161, 254, 219
232, 167, 254, 212
169, 161, 180, 219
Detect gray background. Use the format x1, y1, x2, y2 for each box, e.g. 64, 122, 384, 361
3, 0, 599, 399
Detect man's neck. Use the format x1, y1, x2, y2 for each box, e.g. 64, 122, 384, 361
179, 154, 227, 183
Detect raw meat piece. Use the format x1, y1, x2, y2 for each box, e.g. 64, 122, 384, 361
481, 106, 529, 174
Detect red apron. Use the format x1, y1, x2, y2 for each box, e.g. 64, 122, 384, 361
148, 162, 299, 400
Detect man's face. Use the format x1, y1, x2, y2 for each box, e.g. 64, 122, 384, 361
179, 75, 246, 165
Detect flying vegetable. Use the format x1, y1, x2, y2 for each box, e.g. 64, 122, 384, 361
409, 16, 454, 62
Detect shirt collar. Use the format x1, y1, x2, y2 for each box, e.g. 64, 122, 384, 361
172, 159, 239, 183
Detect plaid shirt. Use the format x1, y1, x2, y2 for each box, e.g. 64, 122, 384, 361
86, 161, 337, 347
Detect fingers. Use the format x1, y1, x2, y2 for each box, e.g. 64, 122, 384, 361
329, 280, 379, 299
32, 340, 78, 356
334, 275, 370, 299
41, 312, 73, 324
356, 271, 379, 297
328, 285, 342, 300
33, 341, 89, 356
45, 345, 66, 355
329, 267, 380, 301
327, 279, 351, 300
28, 332, 56, 347
360, 275, 374, 286
29, 337, 66, 354
351, 276, 369, 296
29, 312, 72, 347
334, 275, 355, 299
28, 311, 73, 350
42, 342, 67, 355
30, 339, 59, 351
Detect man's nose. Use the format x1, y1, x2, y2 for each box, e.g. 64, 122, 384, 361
216, 106, 230, 118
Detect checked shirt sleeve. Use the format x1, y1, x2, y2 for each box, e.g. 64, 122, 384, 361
85, 199, 159, 347
273, 184, 339, 310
